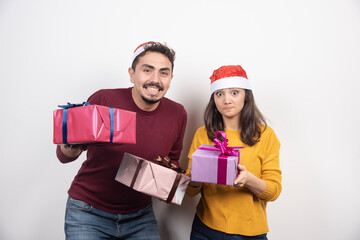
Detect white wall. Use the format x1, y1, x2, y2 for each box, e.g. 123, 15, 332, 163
1, 0, 360, 239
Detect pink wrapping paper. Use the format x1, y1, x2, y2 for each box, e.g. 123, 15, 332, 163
53, 105, 136, 144
191, 144, 241, 185
115, 153, 190, 205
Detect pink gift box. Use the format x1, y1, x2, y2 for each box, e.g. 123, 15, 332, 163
115, 153, 190, 205
53, 104, 136, 144
191, 144, 241, 185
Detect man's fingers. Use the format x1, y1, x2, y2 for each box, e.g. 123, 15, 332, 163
80, 145, 89, 151
64, 144, 89, 150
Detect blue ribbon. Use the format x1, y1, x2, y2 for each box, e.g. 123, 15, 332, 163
109, 108, 114, 143
58, 102, 90, 109
58, 102, 90, 144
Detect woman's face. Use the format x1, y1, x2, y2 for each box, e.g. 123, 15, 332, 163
214, 88, 246, 121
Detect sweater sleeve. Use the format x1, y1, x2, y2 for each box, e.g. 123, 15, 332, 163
56, 145, 80, 164
55, 90, 103, 164
257, 127, 282, 202
185, 155, 203, 197
87, 89, 106, 105
167, 106, 187, 167
56, 90, 104, 163
185, 128, 206, 197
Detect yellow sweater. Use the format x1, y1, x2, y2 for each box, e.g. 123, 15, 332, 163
186, 126, 282, 236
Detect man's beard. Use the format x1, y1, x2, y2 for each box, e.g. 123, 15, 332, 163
141, 83, 164, 104
141, 95, 161, 104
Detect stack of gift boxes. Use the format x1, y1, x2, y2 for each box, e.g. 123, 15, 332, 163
53, 103, 242, 205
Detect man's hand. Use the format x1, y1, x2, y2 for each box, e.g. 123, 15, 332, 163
60, 144, 88, 158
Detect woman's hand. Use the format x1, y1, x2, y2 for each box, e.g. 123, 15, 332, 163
187, 170, 202, 188
233, 165, 249, 188
189, 181, 202, 188
234, 164, 266, 195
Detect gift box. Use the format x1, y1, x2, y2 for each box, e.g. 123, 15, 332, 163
53, 102, 136, 144
115, 153, 190, 205
191, 131, 242, 185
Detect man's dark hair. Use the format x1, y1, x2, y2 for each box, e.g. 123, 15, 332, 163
131, 42, 176, 72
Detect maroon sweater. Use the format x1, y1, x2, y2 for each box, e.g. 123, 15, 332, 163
56, 87, 187, 214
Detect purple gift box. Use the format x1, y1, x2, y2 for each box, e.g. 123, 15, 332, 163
190, 131, 242, 185
191, 145, 240, 185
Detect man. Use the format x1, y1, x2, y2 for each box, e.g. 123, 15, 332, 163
56, 42, 187, 239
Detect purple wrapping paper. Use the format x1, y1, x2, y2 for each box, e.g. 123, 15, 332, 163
191, 144, 241, 185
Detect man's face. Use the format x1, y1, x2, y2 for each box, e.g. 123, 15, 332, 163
129, 51, 173, 111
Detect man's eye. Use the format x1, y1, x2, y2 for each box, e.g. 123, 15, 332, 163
160, 72, 169, 76
143, 69, 151, 73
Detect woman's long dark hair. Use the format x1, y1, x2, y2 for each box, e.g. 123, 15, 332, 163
204, 90, 267, 146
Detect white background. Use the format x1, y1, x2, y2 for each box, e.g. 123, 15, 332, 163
1, 0, 360, 239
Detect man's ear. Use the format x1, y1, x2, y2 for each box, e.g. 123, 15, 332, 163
128, 67, 135, 83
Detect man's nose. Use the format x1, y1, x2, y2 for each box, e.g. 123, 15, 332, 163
151, 71, 161, 83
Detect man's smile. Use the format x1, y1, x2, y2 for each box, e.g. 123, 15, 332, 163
144, 83, 164, 94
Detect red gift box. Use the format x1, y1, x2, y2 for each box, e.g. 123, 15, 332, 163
53, 103, 136, 144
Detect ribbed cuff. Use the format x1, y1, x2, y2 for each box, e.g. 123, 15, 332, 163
257, 182, 276, 201
186, 184, 202, 197
56, 145, 79, 163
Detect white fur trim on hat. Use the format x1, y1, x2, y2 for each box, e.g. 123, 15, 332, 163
132, 46, 146, 62
210, 76, 252, 94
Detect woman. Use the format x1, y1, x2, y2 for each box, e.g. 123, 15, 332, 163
186, 65, 282, 239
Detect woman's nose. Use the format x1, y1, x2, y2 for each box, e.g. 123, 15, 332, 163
224, 93, 231, 104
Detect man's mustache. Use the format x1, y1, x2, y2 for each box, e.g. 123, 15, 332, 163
144, 83, 164, 91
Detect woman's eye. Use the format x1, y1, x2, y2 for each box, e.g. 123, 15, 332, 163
215, 92, 223, 97
232, 91, 238, 96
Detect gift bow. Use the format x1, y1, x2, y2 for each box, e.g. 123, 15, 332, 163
58, 102, 90, 109
154, 156, 185, 174
153, 156, 185, 203
212, 131, 239, 156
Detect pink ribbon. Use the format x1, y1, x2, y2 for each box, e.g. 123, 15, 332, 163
213, 131, 239, 156
198, 131, 240, 156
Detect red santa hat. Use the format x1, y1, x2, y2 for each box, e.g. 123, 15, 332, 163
132, 41, 158, 62
210, 65, 252, 94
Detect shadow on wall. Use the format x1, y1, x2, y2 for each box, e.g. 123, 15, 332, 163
154, 195, 201, 240
154, 96, 206, 240
179, 96, 208, 170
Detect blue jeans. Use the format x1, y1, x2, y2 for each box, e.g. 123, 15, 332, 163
65, 196, 160, 240
190, 215, 268, 240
